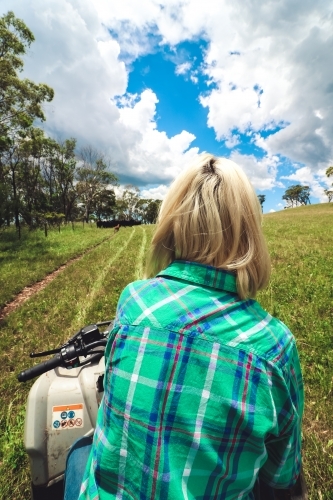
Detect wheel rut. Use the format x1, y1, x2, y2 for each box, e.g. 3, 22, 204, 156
0, 234, 115, 322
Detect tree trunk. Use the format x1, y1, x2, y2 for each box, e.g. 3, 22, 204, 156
12, 169, 20, 229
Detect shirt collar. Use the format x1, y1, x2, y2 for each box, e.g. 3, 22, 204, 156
156, 260, 238, 294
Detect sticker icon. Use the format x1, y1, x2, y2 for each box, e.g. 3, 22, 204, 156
52, 404, 84, 431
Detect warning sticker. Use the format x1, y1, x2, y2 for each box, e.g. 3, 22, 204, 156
52, 404, 84, 430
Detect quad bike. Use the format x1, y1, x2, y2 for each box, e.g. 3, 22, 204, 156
18, 321, 308, 500
18, 321, 112, 500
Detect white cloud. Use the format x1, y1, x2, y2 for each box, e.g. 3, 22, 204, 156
225, 134, 240, 149
229, 152, 282, 190
1, 0, 201, 187
175, 62, 191, 75
3, 0, 333, 197
140, 185, 169, 200
269, 209, 276, 213
2, 0, 128, 154
115, 89, 200, 183
91, 0, 333, 173
108, 2, 331, 173
198, 9, 333, 171
117, 89, 158, 134
281, 166, 330, 202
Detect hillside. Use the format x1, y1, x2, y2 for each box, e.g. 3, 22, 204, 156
265, 202, 333, 217
0, 206, 332, 499
259, 202, 333, 499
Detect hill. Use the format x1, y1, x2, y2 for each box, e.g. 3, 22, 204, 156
259, 203, 333, 498
265, 202, 333, 217
0, 206, 332, 499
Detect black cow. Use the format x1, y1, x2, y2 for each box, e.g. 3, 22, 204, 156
97, 219, 142, 229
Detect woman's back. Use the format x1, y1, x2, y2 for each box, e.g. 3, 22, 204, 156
79, 260, 303, 499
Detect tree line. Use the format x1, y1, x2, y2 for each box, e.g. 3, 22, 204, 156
2, 10, 331, 234
324, 166, 333, 202
281, 167, 333, 208
258, 166, 333, 212
0, 11, 161, 237
258, 187, 310, 212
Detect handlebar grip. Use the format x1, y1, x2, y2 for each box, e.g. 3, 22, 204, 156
17, 353, 62, 382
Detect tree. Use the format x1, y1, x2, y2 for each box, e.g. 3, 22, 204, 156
132, 198, 160, 223
324, 167, 333, 202
16, 127, 49, 227
0, 11, 54, 233
257, 195, 265, 213
282, 185, 311, 208
0, 11, 54, 145
120, 184, 141, 220
326, 166, 333, 179
148, 199, 162, 223
0, 135, 23, 228
76, 146, 118, 222
94, 189, 116, 221
114, 197, 128, 220
42, 138, 77, 221
0, 176, 11, 227
324, 189, 333, 202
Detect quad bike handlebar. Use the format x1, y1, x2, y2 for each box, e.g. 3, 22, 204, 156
17, 321, 112, 382
18, 352, 63, 382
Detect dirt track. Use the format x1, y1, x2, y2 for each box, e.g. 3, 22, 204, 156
0, 235, 114, 322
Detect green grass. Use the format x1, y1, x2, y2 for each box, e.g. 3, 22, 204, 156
258, 203, 333, 499
0, 204, 332, 499
0, 223, 114, 309
0, 224, 154, 499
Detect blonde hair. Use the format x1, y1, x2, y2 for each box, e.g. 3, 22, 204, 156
145, 153, 271, 299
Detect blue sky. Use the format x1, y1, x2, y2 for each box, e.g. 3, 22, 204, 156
127, 42, 227, 154
125, 41, 323, 212
2, 0, 333, 213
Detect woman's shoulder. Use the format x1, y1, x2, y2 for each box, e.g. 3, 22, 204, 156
116, 279, 297, 367
119, 277, 161, 301
116, 277, 165, 321
239, 299, 297, 364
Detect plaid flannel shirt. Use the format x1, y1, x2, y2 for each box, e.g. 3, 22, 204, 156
79, 260, 304, 500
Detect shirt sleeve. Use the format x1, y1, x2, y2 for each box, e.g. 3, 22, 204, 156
259, 340, 304, 488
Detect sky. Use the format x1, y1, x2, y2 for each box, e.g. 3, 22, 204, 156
2, 0, 333, 213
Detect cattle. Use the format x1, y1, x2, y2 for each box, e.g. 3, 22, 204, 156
96, 219, 142, 229
114, 224, 120, 233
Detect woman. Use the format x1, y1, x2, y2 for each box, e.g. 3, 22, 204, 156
75, 154, 304, 499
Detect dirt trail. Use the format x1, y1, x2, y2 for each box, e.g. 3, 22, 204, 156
0, 235, 114, 322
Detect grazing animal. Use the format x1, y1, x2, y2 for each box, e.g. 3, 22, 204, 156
114, 224, 120, 233
96, 219, 142, 229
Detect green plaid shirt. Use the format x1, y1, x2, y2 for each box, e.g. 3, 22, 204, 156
80, 260, 304, 500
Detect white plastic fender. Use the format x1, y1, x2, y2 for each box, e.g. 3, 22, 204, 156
24, 356, 105, 487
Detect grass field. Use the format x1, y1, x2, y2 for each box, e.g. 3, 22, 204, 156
258, 204, 333, 499
0, 204, 332, 499
0, 223, 114, 309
